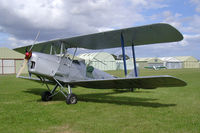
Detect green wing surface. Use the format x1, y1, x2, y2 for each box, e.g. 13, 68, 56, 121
69, 75, 187, 89
17, 75, 187, 89
14, 23, 183, 54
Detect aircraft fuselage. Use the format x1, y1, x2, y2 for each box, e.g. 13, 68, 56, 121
28, 52, 114, 83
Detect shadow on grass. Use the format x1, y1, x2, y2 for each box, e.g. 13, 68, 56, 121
113, 89, 153, 93
24, 88, 176, 108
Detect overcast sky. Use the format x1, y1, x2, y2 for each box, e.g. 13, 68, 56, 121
0, 0, 199, 59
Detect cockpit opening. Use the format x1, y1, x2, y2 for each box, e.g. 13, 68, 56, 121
31, 61, 35, 69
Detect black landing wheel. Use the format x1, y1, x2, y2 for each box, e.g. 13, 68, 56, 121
41, 91, 52, 101
66, 93, 77, 104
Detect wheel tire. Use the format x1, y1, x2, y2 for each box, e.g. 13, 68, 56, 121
41, 91, 52, 101
66, 94, 77, 104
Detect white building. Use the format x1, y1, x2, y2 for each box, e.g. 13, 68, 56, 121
116, 58, 138, 70
136, 57, 183, 69
136, 57, 152, 69
159, 57, 183, 69
0, 47, 27, 75
78, 52, 116, 71
147, 57, 164, 67
175, 56, 199, 68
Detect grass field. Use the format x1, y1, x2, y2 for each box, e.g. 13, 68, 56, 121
0, 69, 200, 133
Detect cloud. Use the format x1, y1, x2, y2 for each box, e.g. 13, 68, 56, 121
150, 9, 200, 38
0, 0, 168, 48
151, 11, 183, 31
190, 0, 200, 13
186, 15, 200, 33
129, 0, 168, 9
182, 34, 200, 46
2, 0, 199, 60
97, 27, 114, 32
7, 36, 34, 48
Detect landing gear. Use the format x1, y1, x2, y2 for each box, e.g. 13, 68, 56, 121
41, 83, 58, 101
41, 91, 52, 101
66, 93, 77, 104
41, 78, 78, 105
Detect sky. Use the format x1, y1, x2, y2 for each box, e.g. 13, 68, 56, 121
0, 0, 199, 59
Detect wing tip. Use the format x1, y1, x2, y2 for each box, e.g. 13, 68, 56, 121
170, 76, 187, 87
159, 23, 184, 42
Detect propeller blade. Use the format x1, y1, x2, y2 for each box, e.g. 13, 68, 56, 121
16, 31, 40, 77
16, 59, 28, 77
29, 31, 40, 51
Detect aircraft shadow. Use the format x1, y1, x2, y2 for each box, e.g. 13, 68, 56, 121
113, 89, 153, 93
24, 88, 176, 108
77, 93, 175, 108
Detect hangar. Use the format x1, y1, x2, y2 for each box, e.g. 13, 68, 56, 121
0, 47, 27, 75
159, 57, 182, 69
136, 58, 152, 69
147, 57, 164, 67
175, 56, 199, 68
78, 52, 116, 71
116, 58, 138, 70
136, 57, 183, 69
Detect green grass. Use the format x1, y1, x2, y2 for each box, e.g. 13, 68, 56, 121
0, 69, 200, 133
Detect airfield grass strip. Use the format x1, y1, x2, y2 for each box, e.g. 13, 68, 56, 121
0, 69, 200, 133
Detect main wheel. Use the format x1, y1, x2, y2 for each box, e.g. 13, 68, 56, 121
41, 91, 52, 101
66, 93, 77, 104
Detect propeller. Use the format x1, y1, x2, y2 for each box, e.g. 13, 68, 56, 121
16, 31, 40, 77
29, 31, 40, 52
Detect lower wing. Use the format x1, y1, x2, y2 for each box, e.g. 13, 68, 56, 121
70, 75, 187, 89
18, 75, 187, 89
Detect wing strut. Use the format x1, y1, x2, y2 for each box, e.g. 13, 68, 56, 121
120, 33, 127, 76
131, 43, 138, 77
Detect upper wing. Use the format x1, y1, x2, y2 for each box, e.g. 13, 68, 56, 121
69, 75, 187, 89
14, 23, 183, 54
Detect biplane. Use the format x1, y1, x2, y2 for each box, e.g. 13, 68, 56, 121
14, 23, 187, 104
